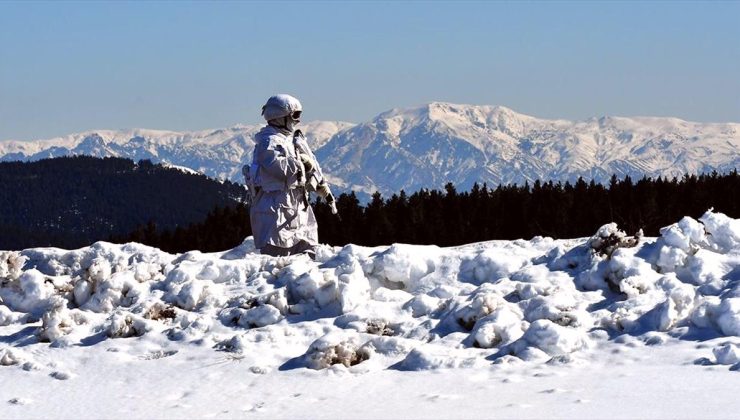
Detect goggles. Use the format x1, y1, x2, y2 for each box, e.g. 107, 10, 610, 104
291, 111, 302, 120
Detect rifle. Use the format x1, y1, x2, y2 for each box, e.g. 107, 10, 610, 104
293, 130, 338, 215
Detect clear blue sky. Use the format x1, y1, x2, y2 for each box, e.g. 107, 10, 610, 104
1, 1, 739, 140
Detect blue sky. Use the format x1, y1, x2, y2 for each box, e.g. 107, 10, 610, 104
1, 1, 739, 140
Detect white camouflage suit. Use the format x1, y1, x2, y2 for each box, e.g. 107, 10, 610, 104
249, 95, 319, 257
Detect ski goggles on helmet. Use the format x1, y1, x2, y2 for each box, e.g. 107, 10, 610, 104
290, 111, 302, 120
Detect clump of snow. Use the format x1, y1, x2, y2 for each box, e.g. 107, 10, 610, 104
514, 319, 590, 357
700, 210, 740, 253
715, 298, 740, 336
470, 306, 526, 348
0, 348, 26, 366
1, 210, 740, 379
370, 244, 440, 292
712, 343, 740, 365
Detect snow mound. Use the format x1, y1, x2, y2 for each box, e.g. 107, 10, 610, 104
1, 210, 740, 373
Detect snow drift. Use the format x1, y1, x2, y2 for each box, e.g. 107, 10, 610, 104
2, 210, 740, 374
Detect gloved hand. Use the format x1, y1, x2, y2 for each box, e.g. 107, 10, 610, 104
299, 153, 314, 173
316, 182, 332, 200
317, 182, 338, 214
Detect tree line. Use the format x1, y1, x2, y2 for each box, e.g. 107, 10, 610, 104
116, 171, 739, 253
0, 156, 245, 249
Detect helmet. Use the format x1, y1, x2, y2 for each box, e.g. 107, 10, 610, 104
261, 94, 302, 121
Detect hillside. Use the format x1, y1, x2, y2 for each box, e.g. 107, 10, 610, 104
0, 157, 245, 249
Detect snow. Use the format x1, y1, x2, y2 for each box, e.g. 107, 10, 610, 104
2, 210, 740, 418
0, 121, 353, 183
2, 103, 739, 198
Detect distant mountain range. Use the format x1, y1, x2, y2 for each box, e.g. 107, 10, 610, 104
2, 103, 739, 197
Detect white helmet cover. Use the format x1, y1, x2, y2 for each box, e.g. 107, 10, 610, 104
261, 94, 302, 121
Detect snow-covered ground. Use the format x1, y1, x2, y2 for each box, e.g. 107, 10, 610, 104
2, 210, 739, 418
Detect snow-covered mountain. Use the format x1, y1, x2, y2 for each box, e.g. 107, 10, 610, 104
2, 103, 739, 196
0, 121, 353, 182
317, 103, 740, 195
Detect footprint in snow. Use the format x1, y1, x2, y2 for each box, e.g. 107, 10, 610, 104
693, 357, 715, 366
49, 371, 72, 380
244, 402, 266, 412
540, 388, 567, 394
421, 393, 461, 402
506, 403, 533, 409
8, 397, 32, 405
139, 350, 178, 360
22, 361, 42, 371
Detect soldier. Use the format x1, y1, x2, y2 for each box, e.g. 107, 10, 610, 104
244, 94, 335, 259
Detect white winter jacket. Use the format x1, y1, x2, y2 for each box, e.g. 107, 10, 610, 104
249, 125, 319, 249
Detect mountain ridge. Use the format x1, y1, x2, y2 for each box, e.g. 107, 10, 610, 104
2, 103, 738, 197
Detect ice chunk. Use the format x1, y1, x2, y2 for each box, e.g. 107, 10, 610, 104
716, 298, 740, 336
700, 210, 740, 253
0, 348, 27, 366
713, 343, 740, 365
470, 307, 526, 348
371, 244, 440, 292
240, 305, 283, 328
659, 216, 706, 252
459, 248, 526, 285
403, 294, 443, 318
399, 345, 482, 370
2, 269, 56, 313
519, 319, 589, 356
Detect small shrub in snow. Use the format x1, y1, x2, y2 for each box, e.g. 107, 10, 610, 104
0, 251, 27, 282
106, 312, 151, 338
144, 303, 177, 321
305, 332, 371, 369
365, 319, 394, 336
214, 335, 247, 353
587, 223, 641, 258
